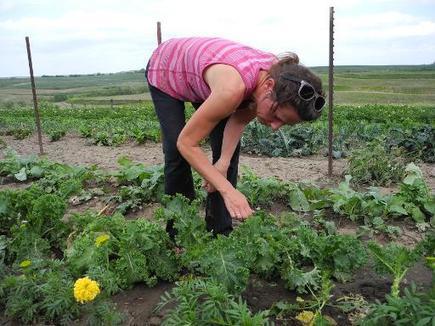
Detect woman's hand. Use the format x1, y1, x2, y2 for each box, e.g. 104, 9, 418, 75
203, 159, 253, 219
221, 187, 253, 220
203, 159, 229, 193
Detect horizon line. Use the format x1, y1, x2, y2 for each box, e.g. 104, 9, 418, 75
1, 63, 434, 79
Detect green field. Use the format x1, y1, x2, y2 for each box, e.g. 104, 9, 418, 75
311, 65, 435, 105
1, 65, 434, 325
0, 65, 434, 105
0, 70, 149, 104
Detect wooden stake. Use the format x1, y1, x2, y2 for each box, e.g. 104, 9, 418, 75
328, 7, 334, 177
157, 21, 162, 45
25, 36, 44, 155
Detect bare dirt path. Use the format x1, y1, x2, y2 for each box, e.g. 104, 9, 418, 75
1, 133, 434, 191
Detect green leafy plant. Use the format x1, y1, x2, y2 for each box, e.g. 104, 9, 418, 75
325, 168, 434, 230
129, 124, 161, 143
242, 121, 323, 157
238, 167, 310, 212
47, 129, 66, 141
271, 273, 336, 325
92, 129, 127, 146
27, 192, 66, 239
190, 235, 251, 293
82, 301, 124, 326
360, 284, 435, 326
156, 196, 250, 293
66, 213, 178, 294
0, 150, 47, 181
1, 186, 69, 263
155, 195, 210, 250
346, 139, 406, 186
388, 163, 435, 225
0, 257, 123, 325
387, 125, 435, 163
156, 278, 271, 325
107, 159, 165, 213
0, 258, 79, 324
329, 175, 365, 221
238, 166, 286, 208
25, 159, 106, 200
11, 126, 33, 140
367, 241, 420, 298
297, 228, 368, 282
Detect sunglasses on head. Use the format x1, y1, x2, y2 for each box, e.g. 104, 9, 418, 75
280, 74, 326, 112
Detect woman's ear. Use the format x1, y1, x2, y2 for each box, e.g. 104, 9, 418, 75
265, 77, 275, 92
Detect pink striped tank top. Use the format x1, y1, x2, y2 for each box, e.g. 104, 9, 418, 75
147, 37, 277, 103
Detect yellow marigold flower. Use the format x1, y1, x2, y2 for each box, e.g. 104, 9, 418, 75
73, 277, 100, 303
19, 260, 32, 268
95, 233, 110, 247
295, 310, 315, 326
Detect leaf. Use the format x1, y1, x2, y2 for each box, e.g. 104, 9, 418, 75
125, 165, 145, 182
117, 155, 132, 167
372, 216, 385, 227
0, 196, 9, 215
198, 239, 250, 293
288, 186, 310, 212
423, 199, 435, 215
282, 266, 321, 293
415, 317, 432, 326
14, 167, 27, 181
367, 241, 420, 295
403, 174, 418, 186
332, 150, 343, 159
29, 165, 44, 178
387, 196, 408, 215
410, 206, 425, 223
403, 163, 423, 182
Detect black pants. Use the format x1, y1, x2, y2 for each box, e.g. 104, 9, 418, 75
146, 74, 240, 237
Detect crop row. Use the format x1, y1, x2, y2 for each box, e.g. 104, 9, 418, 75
0, 102, 434, 162
0, 153, 433, 324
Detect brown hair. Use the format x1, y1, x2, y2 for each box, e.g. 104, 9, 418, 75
269, 52, 324, 121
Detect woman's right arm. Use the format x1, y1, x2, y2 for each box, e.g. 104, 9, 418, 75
203, 107, 256, 193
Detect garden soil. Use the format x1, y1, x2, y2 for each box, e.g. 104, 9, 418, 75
1, 133, 434, 190
1, 133, 434, 325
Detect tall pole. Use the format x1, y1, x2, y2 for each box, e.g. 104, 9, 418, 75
328, 7, 334, 177
157, 21, 162, 45
25, 36, 44, 155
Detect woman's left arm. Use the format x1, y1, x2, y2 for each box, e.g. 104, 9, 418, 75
218, 108, 256, 169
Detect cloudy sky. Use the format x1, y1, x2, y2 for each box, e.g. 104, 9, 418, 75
0, 0, 434, 77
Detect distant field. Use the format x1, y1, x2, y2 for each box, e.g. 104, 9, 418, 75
0, 65, 434, 105
0, 70, 148, 105
311, 65, 435, 105
0, 70, 147, 89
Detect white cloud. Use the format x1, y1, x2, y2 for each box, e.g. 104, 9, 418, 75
336, 11, 435, 43
0, 0, 434, 75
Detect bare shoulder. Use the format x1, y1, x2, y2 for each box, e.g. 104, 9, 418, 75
203, 64, 246, 96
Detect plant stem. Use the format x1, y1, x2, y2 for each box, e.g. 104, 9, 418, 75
391, 269, 408, 298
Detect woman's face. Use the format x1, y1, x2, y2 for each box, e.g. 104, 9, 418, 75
255, 94, 302, 131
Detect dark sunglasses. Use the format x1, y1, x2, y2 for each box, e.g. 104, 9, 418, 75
280, 74, 326, 112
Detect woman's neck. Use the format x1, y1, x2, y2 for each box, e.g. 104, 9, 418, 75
253, 70, 269, 101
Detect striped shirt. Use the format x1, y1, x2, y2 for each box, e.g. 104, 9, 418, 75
147, 37, 277, 103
